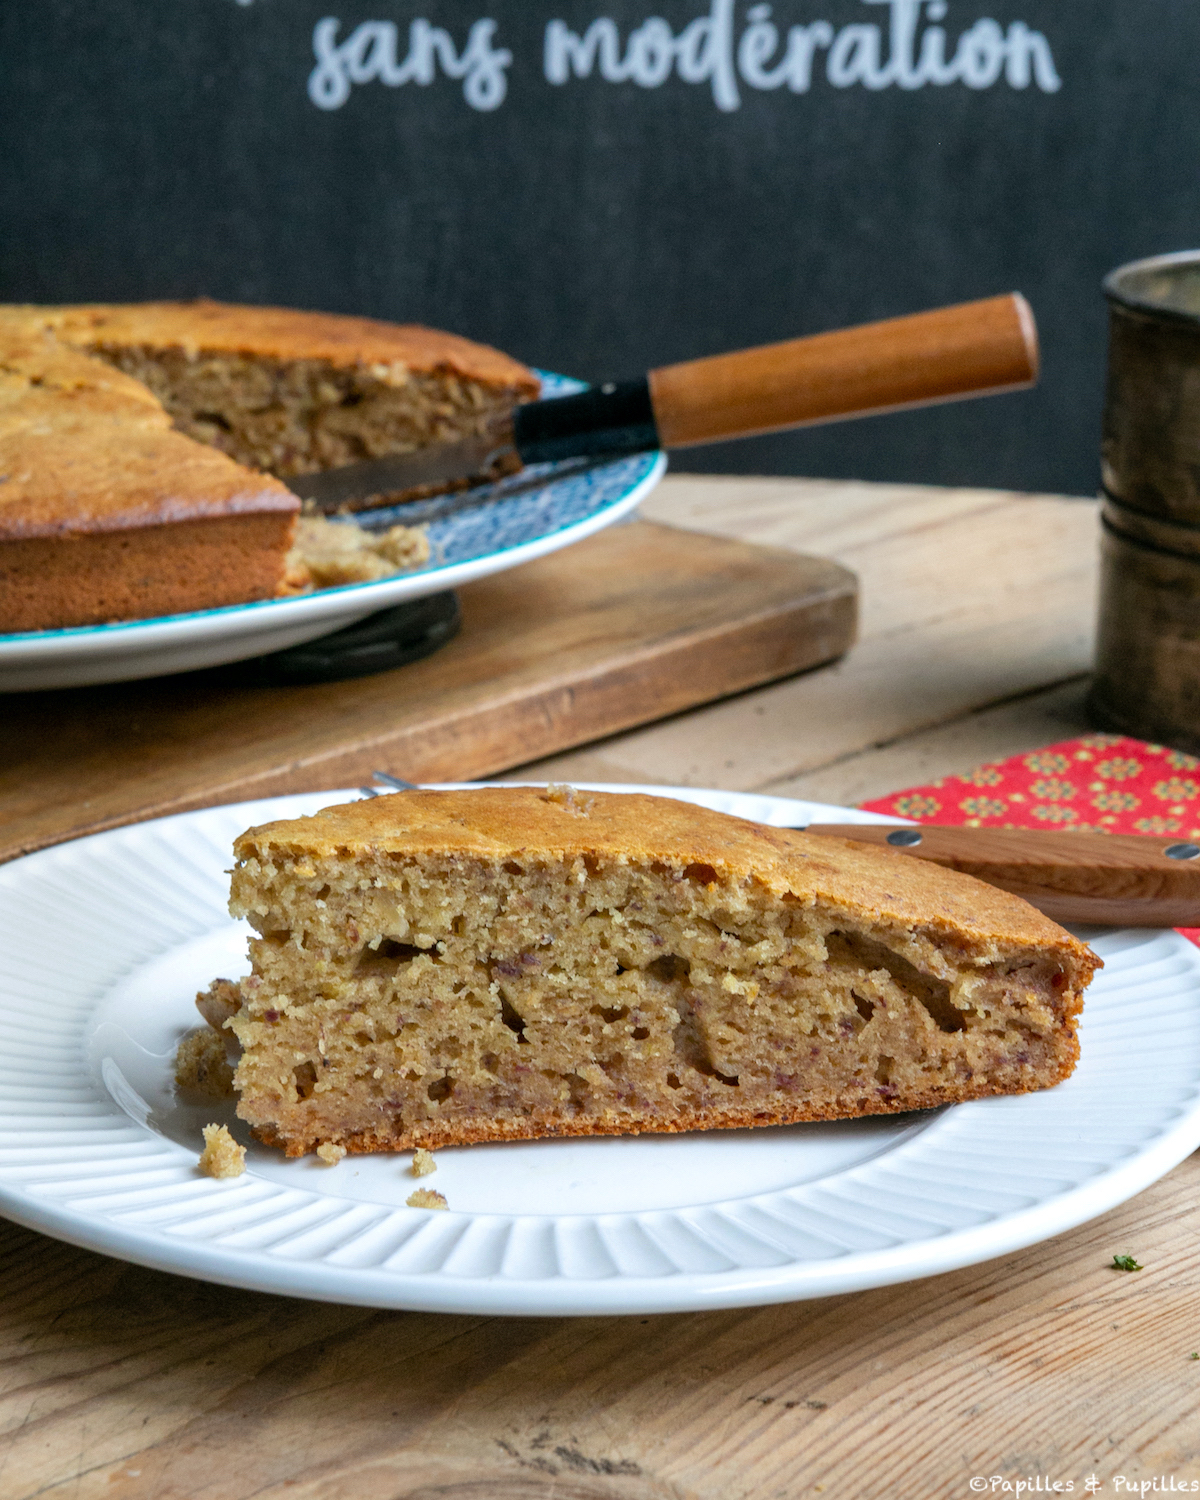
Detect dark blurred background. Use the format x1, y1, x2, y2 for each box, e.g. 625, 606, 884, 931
3, 0, 1195, 494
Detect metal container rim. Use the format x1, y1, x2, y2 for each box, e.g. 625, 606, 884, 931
1104, 249, 1200, 326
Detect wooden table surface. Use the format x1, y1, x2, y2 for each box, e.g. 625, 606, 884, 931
7, 475, 1199, 1500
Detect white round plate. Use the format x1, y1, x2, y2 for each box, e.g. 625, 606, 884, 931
1, 784, 1198, 1315
0, 374, 665, 692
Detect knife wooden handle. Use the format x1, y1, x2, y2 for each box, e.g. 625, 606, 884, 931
803, 824, 1200, 928
648, 294, 1038, 449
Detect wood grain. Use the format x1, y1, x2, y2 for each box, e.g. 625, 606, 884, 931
649, 294, 1038, 448
518, 476, 1099, 797
806, 824, 1200, 926
1, 1156, 1198, 1500
0, 520, 855, 865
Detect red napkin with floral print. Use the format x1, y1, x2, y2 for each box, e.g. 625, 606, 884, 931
859, 733, 1200, 947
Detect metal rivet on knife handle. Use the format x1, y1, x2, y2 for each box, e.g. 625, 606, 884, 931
886, 829, 925, 847
1165, 842, 1200, 860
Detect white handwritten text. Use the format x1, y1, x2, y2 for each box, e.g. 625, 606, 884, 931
309, 2, 1062, 115
309, 16, 512, 111
545, 0, 1061, 111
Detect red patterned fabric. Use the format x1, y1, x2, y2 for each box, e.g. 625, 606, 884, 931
859, 733, 1200, 946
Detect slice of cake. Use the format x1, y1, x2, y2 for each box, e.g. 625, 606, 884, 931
0, 332, 300, 632
220, 787, 1099, 1158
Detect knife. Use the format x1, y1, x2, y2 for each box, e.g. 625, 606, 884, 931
803, 824, 1200, 928
291, 292, 1038, 513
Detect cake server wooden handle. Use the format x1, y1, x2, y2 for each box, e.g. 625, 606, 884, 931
804, 824, 1200, 928
513, 293, 1038, 462
648, 292, 1038, 448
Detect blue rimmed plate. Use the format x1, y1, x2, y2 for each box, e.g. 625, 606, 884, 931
0, 375, 665, 692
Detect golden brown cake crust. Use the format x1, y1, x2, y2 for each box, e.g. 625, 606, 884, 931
0, 333, 164, 433
0, 511, 297, 632
0, 421, 298, 541
8, 299, 540, 397
238, 788, 1096, 960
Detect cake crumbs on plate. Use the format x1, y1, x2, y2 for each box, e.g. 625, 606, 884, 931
406, 1187, 448, 1210
198, 1124, 245, 1179
284, 513, 429, 590
174, 1027, 235, 1098
317, 1142, 347, 1165
411, 1147, 436, 1177
195, 976, 243, 1032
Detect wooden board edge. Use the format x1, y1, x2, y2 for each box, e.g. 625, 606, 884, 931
0, 580, 856, 864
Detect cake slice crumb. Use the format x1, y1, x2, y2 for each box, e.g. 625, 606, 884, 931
174, 1027, 235, 1098
411, 1148, 436, 1177
406, 1187, 448, 1210
542, 782, 594, 816
198, 1123, 246, 1179
317, 1142, 347, 1165
195, 977, 244, 1032
284, 514, 429, 590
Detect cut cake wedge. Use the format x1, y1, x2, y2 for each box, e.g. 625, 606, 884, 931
0, 301, 538, 631
0, 332, 299, 631
222, 787, 1099, 1157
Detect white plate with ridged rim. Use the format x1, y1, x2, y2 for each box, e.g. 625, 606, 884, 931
2, 782, 1199, 1315
0, 374, 665, 692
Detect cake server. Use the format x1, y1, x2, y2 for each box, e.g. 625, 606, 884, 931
291, 292, 1038, 513
803, 824, 1200, 928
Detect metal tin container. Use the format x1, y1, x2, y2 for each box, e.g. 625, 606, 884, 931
1091, 250, 1200, 750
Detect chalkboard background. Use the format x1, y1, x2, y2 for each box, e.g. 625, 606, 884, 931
1, 1, 1195, 494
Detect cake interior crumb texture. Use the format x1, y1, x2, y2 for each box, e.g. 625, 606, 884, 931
224, 789, 1099, 1159
36, 301, 540, 479
283, 513, 430, 591
93, 344, 512, 479
198, 1123, 246, 1179
196, 977, 244, 1033
174, 1026, 235, 1098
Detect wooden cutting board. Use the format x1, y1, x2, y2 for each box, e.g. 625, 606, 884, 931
0, 519, 857, 864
